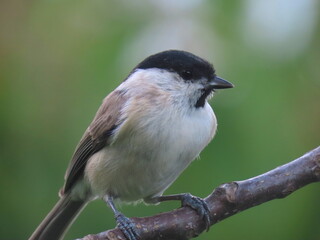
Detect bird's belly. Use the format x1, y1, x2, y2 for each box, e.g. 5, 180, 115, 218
85, 103, 216, 202
85, 145, 191, 202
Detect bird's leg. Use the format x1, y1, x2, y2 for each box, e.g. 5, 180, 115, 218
149, 193, 211, 231
104, 196, 140, 240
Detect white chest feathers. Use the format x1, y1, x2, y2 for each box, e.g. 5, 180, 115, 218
85, 100, 217, 202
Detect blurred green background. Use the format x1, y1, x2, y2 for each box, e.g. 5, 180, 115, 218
1, 0, 319, 239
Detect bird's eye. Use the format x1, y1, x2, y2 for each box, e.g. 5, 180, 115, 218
181, 70, 193, 80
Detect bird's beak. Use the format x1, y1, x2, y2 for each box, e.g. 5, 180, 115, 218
209, 76, 234, 89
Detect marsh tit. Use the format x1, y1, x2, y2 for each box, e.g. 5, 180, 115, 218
29, 50, 234, 240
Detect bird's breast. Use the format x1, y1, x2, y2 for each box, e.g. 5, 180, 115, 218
85, 102, 216, 202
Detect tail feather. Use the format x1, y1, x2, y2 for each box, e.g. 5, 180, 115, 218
29, 194, 86, 240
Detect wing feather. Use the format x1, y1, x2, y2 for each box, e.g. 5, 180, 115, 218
62, 90, 128, 194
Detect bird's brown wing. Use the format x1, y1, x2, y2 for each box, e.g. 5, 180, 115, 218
62, 90, 128, 194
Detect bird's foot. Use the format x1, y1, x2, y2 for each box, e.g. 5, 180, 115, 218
181, 193, 211, 231
115, 213, 140, 240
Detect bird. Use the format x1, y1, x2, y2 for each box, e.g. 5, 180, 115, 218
29, 49, 234, 240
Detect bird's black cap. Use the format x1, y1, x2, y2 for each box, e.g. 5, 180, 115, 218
135, 50, 216, 81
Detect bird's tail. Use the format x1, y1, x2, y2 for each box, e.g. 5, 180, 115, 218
29, 194, 87, 240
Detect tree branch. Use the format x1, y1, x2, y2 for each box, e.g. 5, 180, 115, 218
77, 146, 320, 240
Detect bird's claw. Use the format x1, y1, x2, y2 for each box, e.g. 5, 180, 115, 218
181, 193, 211, 231
115, 213, 140, 240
